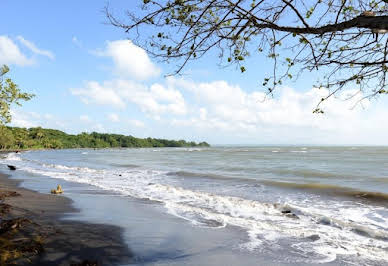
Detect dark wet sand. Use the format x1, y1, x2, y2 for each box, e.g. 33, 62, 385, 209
0, 172, 132, 265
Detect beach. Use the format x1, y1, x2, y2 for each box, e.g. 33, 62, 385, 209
0, 147, 387, 266
0, 171, 132, 265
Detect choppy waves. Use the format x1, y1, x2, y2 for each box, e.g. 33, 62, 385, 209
1, 152, 388, 264
264, 180, 388, 202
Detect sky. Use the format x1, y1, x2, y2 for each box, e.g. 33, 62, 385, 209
1, 0, 388, 145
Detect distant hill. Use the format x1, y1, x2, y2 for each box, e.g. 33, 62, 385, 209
0, 126, 210, 150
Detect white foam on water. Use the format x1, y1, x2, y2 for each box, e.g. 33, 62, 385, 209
3, 153, 22, 161
187, 148, 203, 152
176, 148, 204, 152
42, 163, 98, 173
1, 152, 387, 264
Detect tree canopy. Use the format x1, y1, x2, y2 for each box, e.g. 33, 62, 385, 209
106, 0, 388, 112
0, 65, 34, 124
0, 126, 210, 150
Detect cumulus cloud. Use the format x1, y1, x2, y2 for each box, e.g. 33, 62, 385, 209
108, 113, 120, 122
16, 36, 54, 60
128, 119, 145, 128
10, 110, 38, 128
0, 36, 34, 66
70, 72, 388, 144
71, 79, 187, 116
166, 77, 388, 144
70, 81, 126, 109
10, 110, 67, 129
98, 40, 160, 80
92, 123, 105, 132
80, 115, 91, 122
0, 35, 55, 66
170, 78, 366, 129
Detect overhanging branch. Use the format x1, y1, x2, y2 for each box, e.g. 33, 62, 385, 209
250, 15, 388, 35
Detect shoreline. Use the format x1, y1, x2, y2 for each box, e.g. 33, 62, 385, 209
0, 145, 211, 154
0, 171, 133, 265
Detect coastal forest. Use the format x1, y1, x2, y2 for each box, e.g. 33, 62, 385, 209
0, 126, 210, 150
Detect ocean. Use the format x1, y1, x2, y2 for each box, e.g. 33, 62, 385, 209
1, 146, 387, 265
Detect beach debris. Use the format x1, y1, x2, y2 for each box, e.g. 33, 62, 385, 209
7, 165, 16, 171
317, 217, 331, 225
280, 208, 299, 219
0, 191, 21, 200
0, 203, 11, 215
0, 218, 30, 234
50, 185, 63, 194
0, 217, 44, 264
306, 234, 320, 241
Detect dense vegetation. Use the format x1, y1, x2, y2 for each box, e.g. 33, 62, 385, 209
0, 126, 210, 150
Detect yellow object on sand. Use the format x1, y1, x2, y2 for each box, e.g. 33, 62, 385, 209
50, 185, 63, 194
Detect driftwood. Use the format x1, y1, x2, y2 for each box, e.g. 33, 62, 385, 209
50, 185, 63, 194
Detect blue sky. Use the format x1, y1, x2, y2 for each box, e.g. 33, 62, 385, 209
1, 0, 388, 145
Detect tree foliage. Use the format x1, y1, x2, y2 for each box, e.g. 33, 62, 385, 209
106, 0, 388, 111
0, 126, 210, 150
0, 65, 34, 124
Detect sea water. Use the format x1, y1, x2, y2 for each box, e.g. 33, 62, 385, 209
1, 147, 387, 265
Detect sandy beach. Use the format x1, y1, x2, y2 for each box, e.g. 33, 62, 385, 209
0, 171, 132, 265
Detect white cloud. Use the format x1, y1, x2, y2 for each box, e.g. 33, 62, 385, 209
92, 123, 105, 132
16, 36, 54, 60
10, 110, 67, 130
70, 73, 388, 144
108, 113, 120, 122
163, 77, 388, 144
128, 119, 145, 128
199, 108, 207, 120
71, 79, 187, 116
0, 36, 34, 66
98, 40, 160, 80
10, 110, 38, 128
70, 81, 126, 109
80, 115, 91, 122
171, 78, 366, 129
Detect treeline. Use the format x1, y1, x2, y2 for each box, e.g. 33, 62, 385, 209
0, 126, 210, 150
